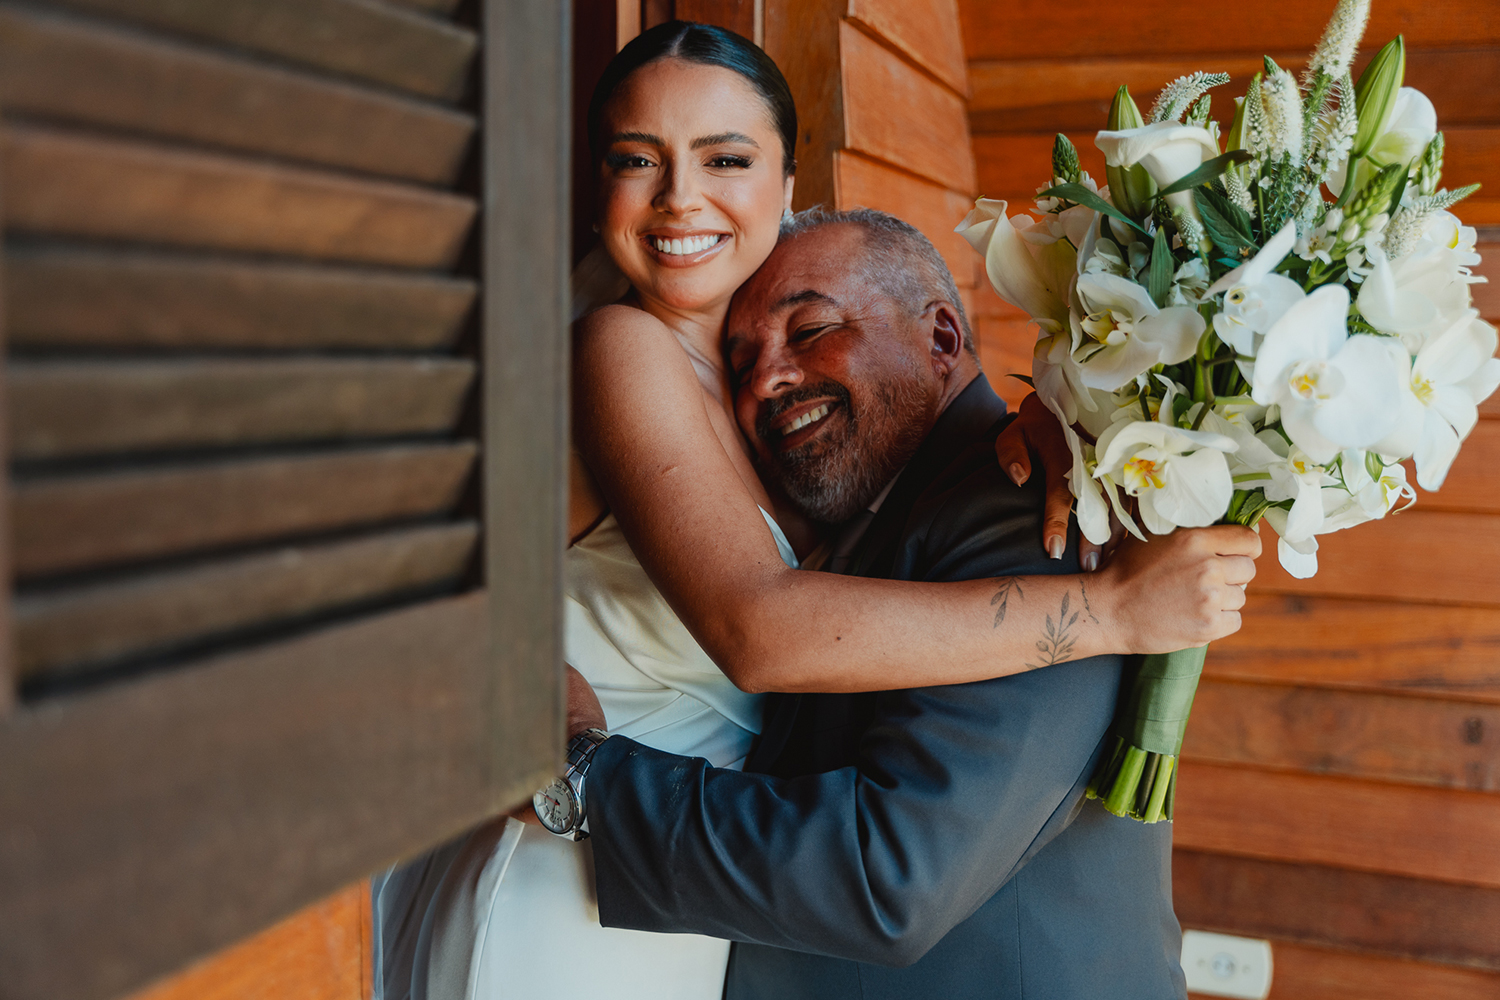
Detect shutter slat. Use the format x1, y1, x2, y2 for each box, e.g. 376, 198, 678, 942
16, 521, 478, 680
14, 442, 477, 578
10, 358, 476, 459
45, 0, 478, 101
6, 246, 477, 351
0, 4, 476, 184
2, 124, 478, 267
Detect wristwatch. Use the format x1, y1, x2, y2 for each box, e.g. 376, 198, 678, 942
532, 727, 611, 840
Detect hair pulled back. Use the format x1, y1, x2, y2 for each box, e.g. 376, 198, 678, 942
587, 20, 798, 177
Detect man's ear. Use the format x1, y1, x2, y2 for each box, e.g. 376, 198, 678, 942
927, 302, 966, 375
783, 175, 795, 215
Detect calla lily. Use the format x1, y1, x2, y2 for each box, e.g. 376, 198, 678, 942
1096, 123, 1220, 225
1377, 311, 1500, 489
956, 199, 1073, 331
1331, 87, 1437, 197
1094, 417, 1238, 535
1072, 272, 1205, 390
1208, 222, 1305, 355
1250, 284, 1403, 462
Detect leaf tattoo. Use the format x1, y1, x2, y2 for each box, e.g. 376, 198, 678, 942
1028, 591, 1082, 668
1079, 579, 1101, 624
990, 577, 1025, 628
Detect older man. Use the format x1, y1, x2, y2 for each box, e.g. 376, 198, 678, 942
559, 208, 1253, 999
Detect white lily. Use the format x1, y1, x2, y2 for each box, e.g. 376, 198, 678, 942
1093, 407, 1238, 535
1096, 123, 1220, 229
1250, 283, 1403, 462
1376, 311, 1500, 489
1330, 87, 1438, 197
1072, 272, 1205, 390
1207, 222, 1305, 356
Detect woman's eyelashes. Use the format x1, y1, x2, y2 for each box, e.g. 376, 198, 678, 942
604, 151, 655, 171
706, 154, 753, 170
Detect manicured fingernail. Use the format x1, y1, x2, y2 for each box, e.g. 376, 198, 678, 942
1008, 463, 1027, 485
1048, 536, 1064, 560
1083, 552, 1099, 572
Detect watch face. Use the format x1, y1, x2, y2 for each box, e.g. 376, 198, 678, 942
533, 777, 578, 835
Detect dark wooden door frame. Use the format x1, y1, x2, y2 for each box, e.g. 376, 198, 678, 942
0, 2, 568, 998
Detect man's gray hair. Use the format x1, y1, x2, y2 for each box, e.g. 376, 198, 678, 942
779, 206, 975, 356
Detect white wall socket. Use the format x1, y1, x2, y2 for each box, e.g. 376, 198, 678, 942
1181, 929, 1274, 999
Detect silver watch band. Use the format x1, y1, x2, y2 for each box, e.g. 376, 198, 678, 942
561, 728, 610, 839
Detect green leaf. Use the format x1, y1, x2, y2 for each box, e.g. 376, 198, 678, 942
1007, 373, 1036, 388
1036, 183, 1149, 235
1155, 150, 1254, 197
1193, 189, 1257, 256
1200, 185, 1253, 240
1148, 226, 1173, 307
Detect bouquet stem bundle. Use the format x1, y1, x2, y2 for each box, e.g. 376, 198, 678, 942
1087, 646, 1207, 822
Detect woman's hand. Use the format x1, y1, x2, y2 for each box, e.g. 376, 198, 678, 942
1096, 524, 1261, 654
995, 392, 1108, 571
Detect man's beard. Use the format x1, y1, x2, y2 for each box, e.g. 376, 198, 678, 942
756, 370, 931, 524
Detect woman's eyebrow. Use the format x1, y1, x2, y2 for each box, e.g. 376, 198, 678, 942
610, 131, 663, 145
692, 132, 759, 149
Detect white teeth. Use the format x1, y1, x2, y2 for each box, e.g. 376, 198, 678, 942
653, 235, 721, 255
781, 403, 831, 436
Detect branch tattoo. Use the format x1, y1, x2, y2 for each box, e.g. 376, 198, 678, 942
1028, 591, 1082, 669
990, 577, 1024, 628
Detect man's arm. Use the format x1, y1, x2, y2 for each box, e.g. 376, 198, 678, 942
587, 471, 1119, 966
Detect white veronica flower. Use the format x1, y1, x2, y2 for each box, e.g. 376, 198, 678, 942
1249, 283, 1404, 462
1072, 272, 1205, 390
1377, 311, 1500, 489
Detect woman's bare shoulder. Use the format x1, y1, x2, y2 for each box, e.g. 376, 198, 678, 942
573, 302, 699, 396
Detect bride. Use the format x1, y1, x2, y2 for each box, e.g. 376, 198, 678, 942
373, 20, 1257, 1000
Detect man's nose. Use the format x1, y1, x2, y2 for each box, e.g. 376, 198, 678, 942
749, 351, 803, 399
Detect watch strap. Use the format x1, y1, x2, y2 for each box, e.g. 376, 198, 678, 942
561, 728, 610, 840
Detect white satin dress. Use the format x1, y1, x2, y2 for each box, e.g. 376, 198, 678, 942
372, 509, 798, 1000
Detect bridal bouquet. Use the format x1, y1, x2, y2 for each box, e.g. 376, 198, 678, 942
958, 0, 1498, 823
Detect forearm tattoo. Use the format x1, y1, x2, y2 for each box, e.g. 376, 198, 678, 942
1028, 591, 1082, 668
990, 577, 1025, 627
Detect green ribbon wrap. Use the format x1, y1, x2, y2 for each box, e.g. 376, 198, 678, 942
1087, 645, 1208, 823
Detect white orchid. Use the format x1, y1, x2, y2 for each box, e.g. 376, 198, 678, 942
1377, 311, 1500, 489
1072, 272, 1205, 390
1261, 507, 1320, 578
1207, 222, 1305, 356
1095, 123, 1220, 230
1324, 452, 1415, 531
1249, 283, 1403, 462
1093, 399, 1239, 535
1357, 221, 1483, 352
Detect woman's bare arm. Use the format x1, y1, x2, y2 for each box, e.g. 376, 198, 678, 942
573, 306, 1257, 694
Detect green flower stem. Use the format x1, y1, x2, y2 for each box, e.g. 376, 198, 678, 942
1142, 756, 1176, 823
1102, 746, 1148, 816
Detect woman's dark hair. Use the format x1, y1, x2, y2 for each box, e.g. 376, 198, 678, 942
587, 21, 798, 177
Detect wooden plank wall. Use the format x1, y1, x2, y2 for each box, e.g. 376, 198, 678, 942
957, 1, 1500, 996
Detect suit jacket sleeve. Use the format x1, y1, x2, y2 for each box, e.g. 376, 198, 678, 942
587, 469, 1122, 966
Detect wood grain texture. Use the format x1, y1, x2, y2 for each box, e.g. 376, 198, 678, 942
958, 0, 1500, 61
765, 0, 847, 212
125, 881, 368, 1000
0, 4, 476, 184
0, 591, 538, 1000
1248, 941, 1500, 1000
974, 314, 1033, 410
1209, 594, 1500, 702
834, 151, 977, 287
967, 48, 1500, 133
839, 20, 976, 194
1172, 761, 1500, 888
1251, 510, 1500, 607
9, 357, 476, 459
1184, 679, 1500, 792
2, 124, 478, 268
16, 521, 478, 680
672, 0, 756, 38
847, 0, 968, 96
13, 442, 477, 578
5, 245, 477, 351
973, 129, 1114, 202
1174, 849, 1500, 970
46, 0, 478, 101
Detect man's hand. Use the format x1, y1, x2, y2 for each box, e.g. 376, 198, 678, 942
994, 392, 1107, 571
566, 664, 607, 740
1096, 524, 1262, 653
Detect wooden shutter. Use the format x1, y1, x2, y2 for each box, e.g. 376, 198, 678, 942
0, 2, 567, 998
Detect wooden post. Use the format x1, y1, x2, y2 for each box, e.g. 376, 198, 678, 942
0, 111, 14, 716
484, 0, 570, 803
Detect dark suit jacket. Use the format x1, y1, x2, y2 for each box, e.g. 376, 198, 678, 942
586, 375, 1186, 1000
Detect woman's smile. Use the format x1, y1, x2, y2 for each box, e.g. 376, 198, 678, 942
642, 229, 732, 267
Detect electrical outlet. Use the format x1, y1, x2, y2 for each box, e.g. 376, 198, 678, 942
1181, 929, 1273, 999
